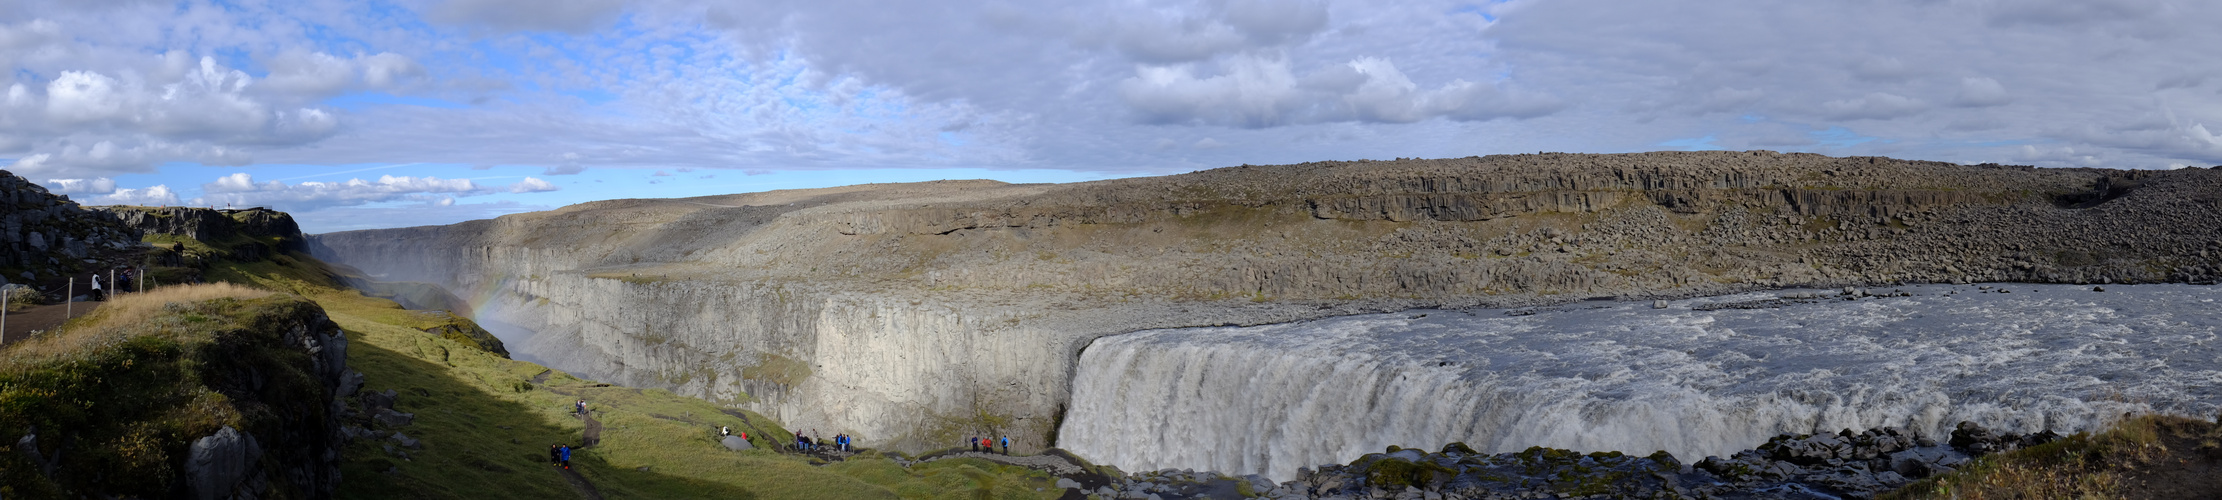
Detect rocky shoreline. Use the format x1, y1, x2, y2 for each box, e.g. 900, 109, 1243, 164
1072, 421, 2059, 500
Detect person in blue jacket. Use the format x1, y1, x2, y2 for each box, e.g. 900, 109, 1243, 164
1000, 436, 1010, 455
560, 444, 572, 469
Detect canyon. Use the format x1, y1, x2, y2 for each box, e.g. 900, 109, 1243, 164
307, 151, 2222, 459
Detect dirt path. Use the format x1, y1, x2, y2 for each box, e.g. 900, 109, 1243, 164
1, 302, 99, 347
579, 410, 603, 448
918, 450, 1085, 476
555, 465, 605, 500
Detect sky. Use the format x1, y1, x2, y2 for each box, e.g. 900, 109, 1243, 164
3, 0, 2220, 233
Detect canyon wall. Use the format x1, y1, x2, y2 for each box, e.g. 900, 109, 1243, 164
308, 152, 2222, 453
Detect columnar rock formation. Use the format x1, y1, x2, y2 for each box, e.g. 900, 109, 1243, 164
307, 152, 2222, 453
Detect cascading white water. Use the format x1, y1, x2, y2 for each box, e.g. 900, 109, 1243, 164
1060, 284, 2222, 481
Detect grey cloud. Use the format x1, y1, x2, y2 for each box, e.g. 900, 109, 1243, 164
1953, 77, 2011, 108
1119, 55, 1560, 127
427, 0, 625, 34
259, 50, 426, 98
1853, 57, 1910, 82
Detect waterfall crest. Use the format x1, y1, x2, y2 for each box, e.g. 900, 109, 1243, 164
1060, 284, 2222, 481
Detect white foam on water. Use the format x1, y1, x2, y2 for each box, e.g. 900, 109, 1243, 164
1059, 284, 2222, 481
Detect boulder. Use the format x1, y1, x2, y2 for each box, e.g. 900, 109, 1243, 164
338, 370, 365, 397
361, 389, 398, 414
390, 431, 422, 449
186, 426, 263, 500
372, 408, 416, 427
721, 435, 753, 451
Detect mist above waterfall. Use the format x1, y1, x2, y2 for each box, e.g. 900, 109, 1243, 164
1060, 284, 2222, 481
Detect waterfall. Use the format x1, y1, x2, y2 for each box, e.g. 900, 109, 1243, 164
1059, 284, 2222, 481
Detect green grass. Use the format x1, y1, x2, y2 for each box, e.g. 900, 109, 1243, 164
208, 256, 1066, 499
0, 286, 329, 498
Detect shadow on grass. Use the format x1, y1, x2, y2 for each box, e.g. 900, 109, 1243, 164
336, 333, 758, 499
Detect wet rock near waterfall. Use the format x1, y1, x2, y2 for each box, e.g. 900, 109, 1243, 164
1266, 422, 2055, 500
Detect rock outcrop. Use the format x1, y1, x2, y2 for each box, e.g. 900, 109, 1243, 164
306, 152, 2222, 454
1243, 422, 2055, 500
97, 206, 309, 262
0, 170, 139, 279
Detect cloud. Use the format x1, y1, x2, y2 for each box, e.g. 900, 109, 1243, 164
10, 0, 2222, 204
1954, 77, 2012, 108
199, 172, 490, 211
259, 50, 426, 97
509, 176, 558, 193
90, 185, 179, 206
1820, 92, 1926, 120
0, 48, 338, 177
42, 177, 116, 194
428, 0, 626, 34
1119, 55, 1561, 127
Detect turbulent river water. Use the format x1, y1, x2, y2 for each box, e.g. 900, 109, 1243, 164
1059, 283, 2222, 481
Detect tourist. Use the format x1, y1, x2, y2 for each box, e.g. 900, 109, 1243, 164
1000, 436, 1009, 455
970, 436, 978, 452
720, 426, 730, 437
560, 444, 572, 469
550, 444, 561, 466
90, 274, 103, 301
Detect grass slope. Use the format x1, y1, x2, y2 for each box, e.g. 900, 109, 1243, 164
0, 285, 327, 498
1884, 415, 2222, 500
210, 253, 1063, 499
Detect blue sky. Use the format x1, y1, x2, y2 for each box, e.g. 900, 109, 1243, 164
4, 0, 2220, 232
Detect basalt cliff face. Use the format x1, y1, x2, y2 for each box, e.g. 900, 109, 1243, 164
308, 151, 2222, 453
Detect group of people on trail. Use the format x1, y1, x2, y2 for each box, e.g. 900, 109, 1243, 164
84, 268, 139, 302
793, 429, 854, 453
968, 435, 1010, 454
573, 399, 588, 415
549, 443, 574, 469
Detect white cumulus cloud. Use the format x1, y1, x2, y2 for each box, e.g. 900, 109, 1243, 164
91, 185, 180, 206
510, 176, 559, 193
